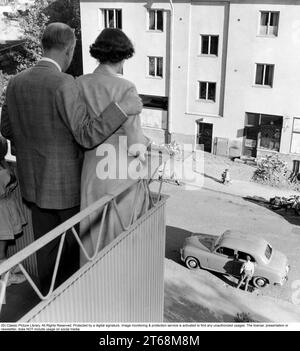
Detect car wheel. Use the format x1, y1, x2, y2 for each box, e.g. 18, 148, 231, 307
185, 257, 200, 270
252, 277, 268, 288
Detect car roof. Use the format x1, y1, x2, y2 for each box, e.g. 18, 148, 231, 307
218, 230, 270, 257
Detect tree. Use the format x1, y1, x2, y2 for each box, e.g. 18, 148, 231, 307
0, 0, 82, 106
0, 71, 12, 107
14, 0, 50, 72
45, 0, 83, 76
4, 0, 82, 74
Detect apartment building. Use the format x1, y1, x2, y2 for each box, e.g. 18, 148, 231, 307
80, 0, 300, 158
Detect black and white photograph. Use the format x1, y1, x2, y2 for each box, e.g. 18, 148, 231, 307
0, 0, 300, 333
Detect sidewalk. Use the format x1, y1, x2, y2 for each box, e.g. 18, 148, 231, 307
201, 177, 300, 201
167, 151, 300, 200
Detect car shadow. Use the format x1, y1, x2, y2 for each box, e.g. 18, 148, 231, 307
166, 226, 257, 292
243, 195, 300, 227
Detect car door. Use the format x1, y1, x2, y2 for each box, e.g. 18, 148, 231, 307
206, 246, 236, 274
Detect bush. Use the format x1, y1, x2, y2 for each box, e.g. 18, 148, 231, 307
252, 154, 289, 187
234, 312, 257, 323
0, 71, 12, 107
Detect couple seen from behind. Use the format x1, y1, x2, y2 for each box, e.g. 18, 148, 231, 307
0, 23, 151, 293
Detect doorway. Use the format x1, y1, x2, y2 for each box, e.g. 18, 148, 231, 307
197, 122, 213, 153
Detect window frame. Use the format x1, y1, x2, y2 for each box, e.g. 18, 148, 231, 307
254, 63, 275, 88
148, 9, 164, 32
258, 10, 280, 37
147, 56, 163, 78
215, 246, 235, 258
200, 34, 219, 56
198, 81, 217, 102
237, 251, 256, 263
290, 117, 300, 154
101, 8, 122, 29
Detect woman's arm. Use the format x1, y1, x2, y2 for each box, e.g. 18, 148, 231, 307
121, 84, 151, 158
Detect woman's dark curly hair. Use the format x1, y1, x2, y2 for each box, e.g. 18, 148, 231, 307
90, 28, 134, 64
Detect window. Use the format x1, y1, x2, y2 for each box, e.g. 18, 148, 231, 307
102, 9, 122, 29
148, 57, 163, 78
259, 114, 282, 151
198, 81, 216, 102
265, 244, 273, 260
259, 11, 279, 36
149, 10, 163, 31
139, 94, 168, 110
201, 35, 219, 56
216, 247, 235, 258
255, 64, 274, 87
244, 113, 282, 153
290, 118, 300, 154
237, 251, 255, 262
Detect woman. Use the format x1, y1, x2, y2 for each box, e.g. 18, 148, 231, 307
78, 28, 150, 264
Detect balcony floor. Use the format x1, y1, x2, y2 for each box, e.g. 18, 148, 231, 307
0, 280, 40, 322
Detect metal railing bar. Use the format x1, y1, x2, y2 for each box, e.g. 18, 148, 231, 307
0, 271, 9, 315
18, 233, 66, 300
148, 162, 166, 207
71, 204, 108, 261
112, 180, 142, 231
0, 192, 113, 276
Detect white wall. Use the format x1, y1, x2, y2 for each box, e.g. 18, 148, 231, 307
221, 2, 300, 153
169, 1, 300, 154
80, 1, 169, 96
80, 1, 300, 154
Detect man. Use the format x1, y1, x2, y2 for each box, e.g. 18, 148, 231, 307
236, 255, 255, 292
0, 23, 143, 293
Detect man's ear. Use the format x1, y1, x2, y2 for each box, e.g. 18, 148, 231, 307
65, 45, 73, 59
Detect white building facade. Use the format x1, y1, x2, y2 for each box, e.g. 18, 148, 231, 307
80, 0, 300, 159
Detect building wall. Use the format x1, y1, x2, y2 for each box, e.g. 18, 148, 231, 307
170, 1, 300, 155
80, 0, 300, 156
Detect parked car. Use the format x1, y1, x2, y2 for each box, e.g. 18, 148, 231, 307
180, 230, 290, 288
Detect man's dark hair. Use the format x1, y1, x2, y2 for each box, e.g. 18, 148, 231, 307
89, 28, 134, 64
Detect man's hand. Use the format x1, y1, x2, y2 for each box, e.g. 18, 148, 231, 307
118, 87, 143, 116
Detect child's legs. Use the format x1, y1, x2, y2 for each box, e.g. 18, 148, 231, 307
0, 240, 7, 260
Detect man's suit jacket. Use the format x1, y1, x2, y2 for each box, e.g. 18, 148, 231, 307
0, 61, 127, 210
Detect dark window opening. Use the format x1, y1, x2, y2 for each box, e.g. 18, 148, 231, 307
103, 9, 122, 29
199, 81, 216, 102
255, 64, 274, 87
139, 94, 168, 110
237, 251, 255, 262
216, 247, 235, 258
149, 10, 163, 31
201, 35, 219, 55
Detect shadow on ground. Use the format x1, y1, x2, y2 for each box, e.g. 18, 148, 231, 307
243, 196, 300, 227
202, 173, 223, 184
164, 263, 268, 323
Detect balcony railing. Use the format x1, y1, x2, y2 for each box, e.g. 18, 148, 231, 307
0, 171, 167, 322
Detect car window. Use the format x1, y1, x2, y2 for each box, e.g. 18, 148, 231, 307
237, 250, 255, 262
265, 244, 272, 260
216, 246, 235, 258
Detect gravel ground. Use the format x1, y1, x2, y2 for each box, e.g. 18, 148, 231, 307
202, 153, 256, 183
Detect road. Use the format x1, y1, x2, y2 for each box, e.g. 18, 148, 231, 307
155, 181, 300, 310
